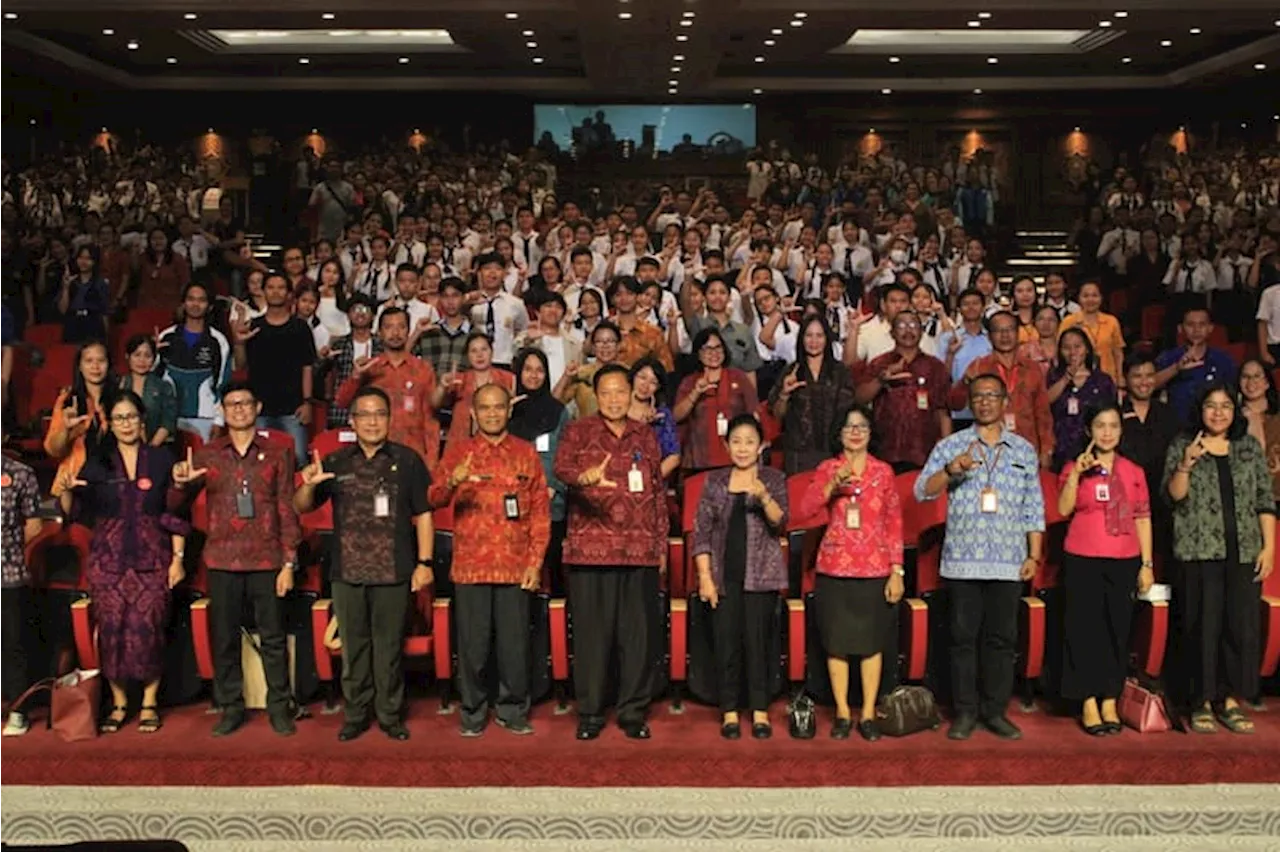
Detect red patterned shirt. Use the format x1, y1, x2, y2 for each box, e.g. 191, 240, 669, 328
798, 455, 904, 579
553, 415, 668, 568
335, 353, 441, 466
675, 368, 759, 471
428, 433, 551, 585
949, 351, 1055, 460
185, 435, 301, 571
859, 351, 950, 468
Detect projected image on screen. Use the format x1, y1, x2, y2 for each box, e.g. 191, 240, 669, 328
534, 104, 756, 156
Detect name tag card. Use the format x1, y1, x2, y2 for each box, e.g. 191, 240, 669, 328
374, 491, 390, 518
716, 412, 728, 436
845, 502, 861, 530
1094, 483, 1110, 503
980, 487, 998, 514
536, 433, 550, 452
1066, 396, 1079, 416
628, 467, 644, 493
916, 390, 929, 410
504, 494, 520, 520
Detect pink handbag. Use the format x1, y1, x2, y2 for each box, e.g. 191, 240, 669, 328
1118, 677, 1171, 733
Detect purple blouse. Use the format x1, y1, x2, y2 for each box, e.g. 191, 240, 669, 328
690, 466, 790, 593
1046, 367, 1117, 469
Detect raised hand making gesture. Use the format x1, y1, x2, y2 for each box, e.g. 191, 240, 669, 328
577, 453, 617, 488
172, 447, 209, 485
300, 450, 335, 487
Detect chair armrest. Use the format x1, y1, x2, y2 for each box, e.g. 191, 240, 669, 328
1261, 595, 1280, 678
431, 597, 452, 681
1018, 595, 1046, 680
786, 598, 806, 684
549, 598, 570, 681
310, 598, 335, 682
901, 597, 928, 682
189, 597, 215, 681
669, 597, 688, 683
70, 597, 98, 671
1131, 599, 1169, 679
669, 536, 687, 600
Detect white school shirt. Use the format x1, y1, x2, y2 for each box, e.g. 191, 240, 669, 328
1162, 258, 1218, 294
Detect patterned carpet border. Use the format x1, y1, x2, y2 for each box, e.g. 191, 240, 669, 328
2, 784, 1279, 844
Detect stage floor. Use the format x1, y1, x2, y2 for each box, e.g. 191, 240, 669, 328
3, 699, 1280, 788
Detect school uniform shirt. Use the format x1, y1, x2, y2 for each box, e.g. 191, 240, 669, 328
339, 244, 368, 281
1256, 284, 1280, 346
304, 315, 331, 355
335, 354, 441, 466
860, 351, 951, 469
1060, 456, 1150, 560
552, 415, 667, 568
916, 425, 1046, 581
354, 261, 396, 303
1044, 297, 1082, 321
186, 435, 300, 571
1162, 258, 1218, 294
377, 297, 441, 335
427, 433, 551, 585
1217, 255, 1253, 292
753, 312, 798, 363
1, 456, 40, 587
172, 235, 212, 272
312, 442, 431, 585
854, 316, 896, 363
469, 290, 529, 365
422, 254, 462, 280
1097, 227, 1140, 272
798, 455, 903, 579
914, 258, 949, 300
837, 243, 875, 284
391, 239, 427, 269
798, 262, 838, 300
951, 261, 986, 296
512, 231, 544, 270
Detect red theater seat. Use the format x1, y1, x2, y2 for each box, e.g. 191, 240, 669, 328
28, 522, 93, 669
897, 471, 946, 682
1020, 470, 1063, 686
22, 323, 64, 351
783, 471, 824, 684
1140, 304, 1165, 344
1262, 554, 1280, 678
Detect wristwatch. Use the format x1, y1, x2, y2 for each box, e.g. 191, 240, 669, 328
1140, 560, 1154, 569
892, 566, 906, 578
417, 558, 434, 567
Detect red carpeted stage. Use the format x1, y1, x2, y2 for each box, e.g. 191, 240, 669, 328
4, 700, 1280, 789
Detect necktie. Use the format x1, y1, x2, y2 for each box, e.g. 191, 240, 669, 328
1233, 262, 1243, 290
1183, 264, 1194, 292
522, 235, 532, 265
485, 297, 496, 338
828, 307, 841, 338
968, 267, 979, 288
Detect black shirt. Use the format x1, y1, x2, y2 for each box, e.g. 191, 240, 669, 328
313, 441, 430, 585
1120, 398, 1179, 499
245, 315, 317, 416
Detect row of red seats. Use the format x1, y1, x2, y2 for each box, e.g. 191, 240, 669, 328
32, 430, 1280, 715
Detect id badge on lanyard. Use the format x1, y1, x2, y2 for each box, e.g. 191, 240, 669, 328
915, 376, 929, 411
504, 494, 520, 520
980, 487, 998, 513
844, 486, 863, 530
1003, 412, 1017, 432
403, 380, 416, 413
716, 412, 728, 437
1066, 394, 1079, 416
374, 480, 391, 518
628, 450, 644, 493
1094, 477, 1111, 503
235, 479, 256, 519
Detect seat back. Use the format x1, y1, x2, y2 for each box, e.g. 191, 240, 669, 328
25, 521, 91, 592
310, 428, 358, 460
677, 471, 709, 599
17, 343, 80, 428
1036, 469, 1067, 593
23, 323, 64, 351
784, 471, 828, 596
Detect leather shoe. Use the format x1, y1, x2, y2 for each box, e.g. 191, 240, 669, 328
858, 719, 882, 742
830, 717, 853, 739
211, 709, 244, 738
720, 722, 741, 740
1104, 721, 1123, 736
948, 714, 978, 741
984, 715, 1023, 740
380, 722, 410, 741
268, 711, 297, 737
338, 719, 370, 742
620, 720, 651, 740
752, 723, 772, 740
575, 720, 603, 741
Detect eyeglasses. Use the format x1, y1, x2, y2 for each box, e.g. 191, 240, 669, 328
701, 344, 725, 353
840, 424, 872, 434
1202, 402, 1235, 412
352, 410, 391, 421
224, 399, 257, 410
971, 391, 1007, 402
110, 413, 140, 424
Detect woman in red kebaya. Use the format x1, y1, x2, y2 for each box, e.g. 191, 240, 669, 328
799, 403, 905, 742
434, 332, 516, 445
673, 327, 758, 473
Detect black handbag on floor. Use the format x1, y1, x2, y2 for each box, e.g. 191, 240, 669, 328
787, 690, 816, 739
877, 685, 941, 737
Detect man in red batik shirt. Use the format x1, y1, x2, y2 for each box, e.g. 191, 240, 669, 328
429, 383, 550, 737
553, 364, 667, 742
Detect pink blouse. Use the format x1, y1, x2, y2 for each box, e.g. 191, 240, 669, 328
1060, 455, 1150, 559
799, 455, 904, 579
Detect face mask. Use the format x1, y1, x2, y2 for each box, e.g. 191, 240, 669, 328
889, 249, 908, 265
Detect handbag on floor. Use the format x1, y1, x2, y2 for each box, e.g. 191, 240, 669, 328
10, 668, 101, 742
787, 690, 816, 739
1118, 676, 1172, 733
876, 685, 941, 737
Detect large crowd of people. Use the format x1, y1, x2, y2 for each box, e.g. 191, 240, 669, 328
1, 128, 1278, 746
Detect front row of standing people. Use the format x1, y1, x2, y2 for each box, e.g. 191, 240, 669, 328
4, 367, 1273, 741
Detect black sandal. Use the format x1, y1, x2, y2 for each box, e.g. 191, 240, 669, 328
1189, 708, 1218, 734
138, 705, 163, 734
100, 705, 127, 734
1215, 705, 1254, 735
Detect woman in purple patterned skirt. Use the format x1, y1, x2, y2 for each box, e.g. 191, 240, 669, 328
57, 389, 189, 734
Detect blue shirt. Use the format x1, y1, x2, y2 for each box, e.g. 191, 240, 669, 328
916, 425, 1046, 581
1153, 346, 1236, 424
937, 328, 992, 421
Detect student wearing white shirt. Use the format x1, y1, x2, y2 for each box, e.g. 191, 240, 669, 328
796, 241, 839, 300
751, 284, 798, 398
911, 233, 950, 304
512, 207, 544, 271
514, 292, 582, 388
949, 237, 988, 298
635, 259, 681, 317
294, 285, 332, 357
338, 225, 369, 281
467, 252, 529, 369
314, 258, 352, 339
1096, 208, 1140, 279
390, 220, 426, 269
853, 282, 911, 364
1162, 233, 1219, 297
424, 235, 463, 281
1216, 233, 1253, 293
172, 215, 212, 275
1042, 271, 1082, 321
352, 234, 396, 303
1255, 282, 1280, 366
381, 263, 443, 348
836, 221, 876, 286
1106, 176, 1145, 212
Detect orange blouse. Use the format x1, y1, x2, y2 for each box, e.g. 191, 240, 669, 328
1058, 311, 1125, 383
44, 387, 108, 497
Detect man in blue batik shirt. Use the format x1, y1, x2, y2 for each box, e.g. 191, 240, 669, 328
917, 372, 1045, 742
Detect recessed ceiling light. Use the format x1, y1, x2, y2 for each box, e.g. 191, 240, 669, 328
869, 128, 876, 133
676, 33, 688, 41
298, 57, 310, 64
398, 56, 409, 63
881, 87, 892, 94
668, 79, 678, 85
206, 127, 214, 133
505, 12, 519, 20
679, 18, 692, 26
682, 10, 695, 17
127, 41, 139, 49
752, 87, 763, 94
322, 13, 335, 20
794, 11, 807, 18
1073, 126, 1081, 132
668, 87, 678, 94
889, 56, 900, 63
1099, 19, 1112, 27
1189, 27, 1201, 34
103, 28, 115, 35
764, 39, 776, 46
4, 12, 17, 19
673, 53, 685, 60
789, 19, 803, 26
1114, 10, 1128, 17
101, 127, 108, 133
29, 119, 35, 126
183, 13, 197, 20
311, 128, 319, 133
522, 29, 534, 36
1122, 56, 1132, 63
671, 65, 681, 72
754, 55, 765, 62
1241, 122, 1248, 128
968, 20, 981, 27
166, 56, 177, 64
973, 87, 983, 94
978, 11, 992, 19
1255, 62, 1267, 70
771, 28, 783, 35
1160, 39, 1172, 47
1274, 114, 1279, 120
618, 11, 632, 19
532, 56, 544, 63
987, 56, 998, 64
526, 41, 537, 47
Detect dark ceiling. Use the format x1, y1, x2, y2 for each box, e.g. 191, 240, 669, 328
2, 0, 1278, 94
